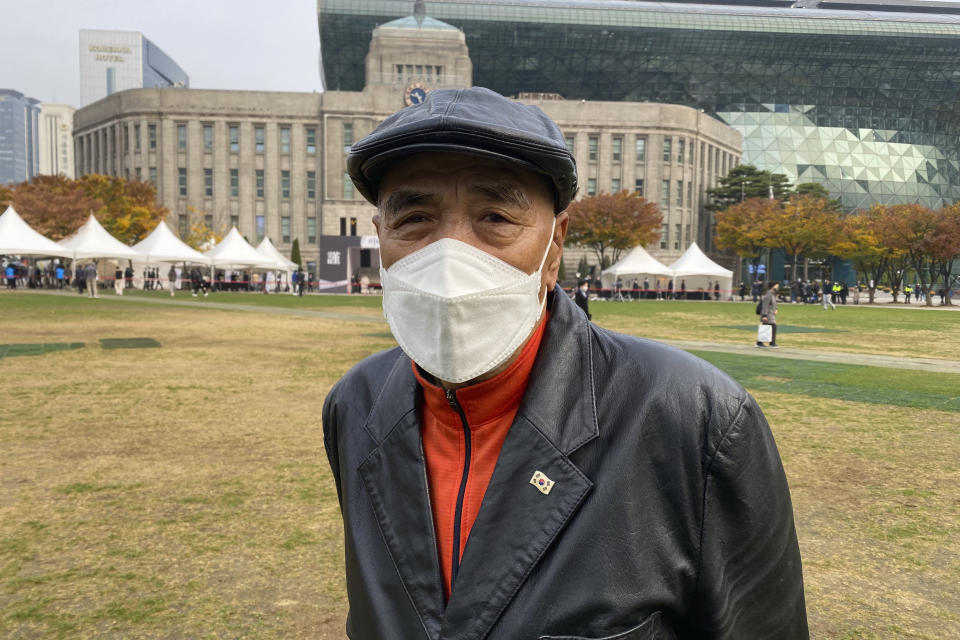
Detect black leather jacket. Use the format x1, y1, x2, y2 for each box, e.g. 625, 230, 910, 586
323, 288, 807, 639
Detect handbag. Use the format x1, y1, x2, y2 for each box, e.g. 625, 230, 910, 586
757, 323, 773, 343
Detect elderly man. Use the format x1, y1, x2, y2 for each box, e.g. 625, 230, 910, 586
322, 87, 806, 639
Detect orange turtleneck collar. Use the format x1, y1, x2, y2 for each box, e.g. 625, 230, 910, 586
412, 312, 549, 601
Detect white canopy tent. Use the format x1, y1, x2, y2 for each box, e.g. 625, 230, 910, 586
0, 205, 74, 258
255, 237, 298, 271
255, 236, 298, 294
131, 220, 210, 265
58, 214, 142, 261
666, 242, 733, 299
600, 245, 673, 289
204, 227, 278, 269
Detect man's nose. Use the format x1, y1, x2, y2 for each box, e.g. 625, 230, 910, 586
433, 212, 478, 245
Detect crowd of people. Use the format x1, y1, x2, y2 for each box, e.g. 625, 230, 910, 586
586, 276, 725, 301
1, 258, 323, 296
743, 278, 853, 306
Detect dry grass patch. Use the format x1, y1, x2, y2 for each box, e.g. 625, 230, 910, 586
759, 392, 960, 639
2, 294, 959, 638
0, 303, 393, 638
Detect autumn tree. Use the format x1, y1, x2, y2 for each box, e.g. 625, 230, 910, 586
565, 190, 662, 267
889, 204, 941, 307
705, 165, 792, 212
870, 204, 917, 303
4, 174, 167, 244
181, 206, 227, 250
81, 174, 167, 244
793, 182, 843, 211
831, 207, 888, 303
0, 184, 13, 210
921, 204, 960, 306
764, 194, 842, 281
714, 197, 779, 275
4, 175, 101, 240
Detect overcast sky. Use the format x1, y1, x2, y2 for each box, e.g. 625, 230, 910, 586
3, 0, 322, 106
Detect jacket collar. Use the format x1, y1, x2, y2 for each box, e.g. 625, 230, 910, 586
517, 287, 599, 455
359, 288, 599, 640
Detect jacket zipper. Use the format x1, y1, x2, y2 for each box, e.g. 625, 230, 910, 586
445, 387, 472, 592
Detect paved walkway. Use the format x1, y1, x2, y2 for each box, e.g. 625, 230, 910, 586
15, 290, 960, 374
660, 339, 960, 374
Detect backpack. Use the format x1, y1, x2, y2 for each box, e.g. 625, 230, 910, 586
756, 300, 763, 315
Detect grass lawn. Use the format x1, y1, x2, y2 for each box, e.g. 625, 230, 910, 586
593, 298, 960, 360
1, 291, 958, 638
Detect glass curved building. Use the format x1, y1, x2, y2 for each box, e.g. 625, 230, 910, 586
318, 0, 960, 210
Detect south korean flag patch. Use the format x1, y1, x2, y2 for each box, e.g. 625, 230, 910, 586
529, 470, 555, 495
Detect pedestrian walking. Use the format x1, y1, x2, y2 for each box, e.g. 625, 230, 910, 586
84, 263, 99, 298
574, 279, 591, 320
757, 281, 779, 348
822, 279, 835, 310
114, 266, 124, 295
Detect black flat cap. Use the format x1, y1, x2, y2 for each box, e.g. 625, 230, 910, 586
347, 87, 578, 213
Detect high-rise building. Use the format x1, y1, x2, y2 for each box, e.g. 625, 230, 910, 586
0, 89, 41, 185
317, 0, 960, 210
38, 104, 76, 179
79, 29, 189, 107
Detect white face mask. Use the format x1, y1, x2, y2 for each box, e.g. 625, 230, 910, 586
380, 219, 555, 384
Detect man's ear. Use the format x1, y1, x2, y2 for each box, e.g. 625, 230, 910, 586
550, 212, 569, 272
372, 213, 382, 234
543, 212, 569, 289
554, 211, 569, 248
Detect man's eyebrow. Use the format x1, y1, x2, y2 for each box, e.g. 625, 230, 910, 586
380, 189, 439, 218
467, 182, 532, 211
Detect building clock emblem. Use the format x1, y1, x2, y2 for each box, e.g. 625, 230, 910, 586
404, 82, 428, 106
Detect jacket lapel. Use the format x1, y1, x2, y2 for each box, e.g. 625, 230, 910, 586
440, 290, 600, 640
357, 354, 445, 639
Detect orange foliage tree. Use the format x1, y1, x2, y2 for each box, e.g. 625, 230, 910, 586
922, 204, 960, 305
765, 194, 842, 281
870, 204, 921, 303
2, 175, 101, 240
2, 174, 167, 244
714, 197, 779, 275
831, 207, 889, 303
0, 184, 13, 209
181, 206, 227, 251
565, 190, 662, 267
82, 174, 168, 244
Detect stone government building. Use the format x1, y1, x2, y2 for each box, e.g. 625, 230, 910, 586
73, 9, 741, 286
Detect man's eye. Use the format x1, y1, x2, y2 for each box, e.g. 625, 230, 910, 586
482, 212, 510, 223
396, 213, 428, 226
